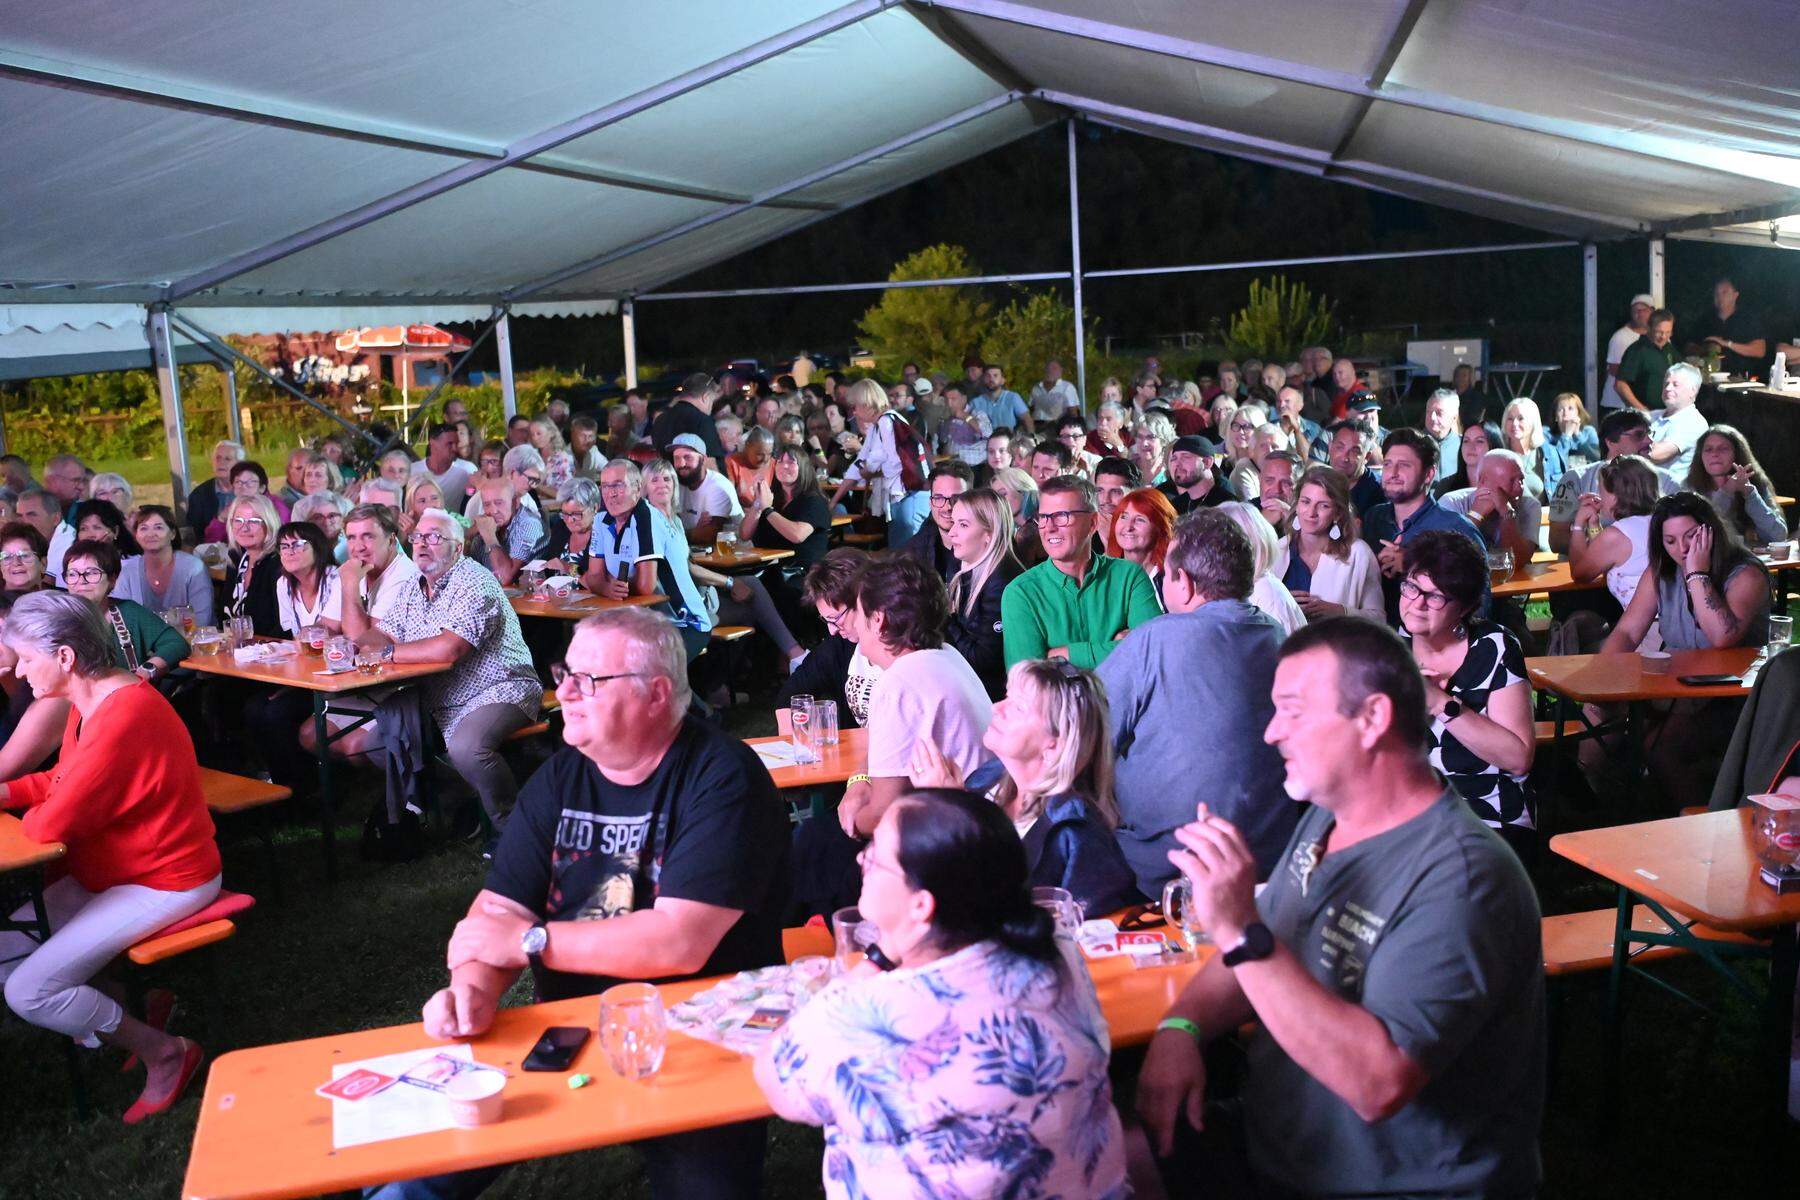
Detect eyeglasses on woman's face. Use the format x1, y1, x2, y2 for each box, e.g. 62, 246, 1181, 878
0, 550, 38, 564
277, 539, 312, 554
1398, 578, 1451, 610
230, 516, 266, 529
64, 566, 108, 585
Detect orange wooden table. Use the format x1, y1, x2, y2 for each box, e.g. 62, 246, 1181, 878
1490, 557, 1593, 599
745, 728, 867, 790
505, 590, 665, 621
0, 813, 66, 968
182, 949, 1204, 1200
1550, 808, 1800, 1130
185, 648, 453, 879
689, 546, 794, 574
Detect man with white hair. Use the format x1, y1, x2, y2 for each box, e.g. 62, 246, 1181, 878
466, 478, 545, 586
1647, 362, 1708, 479
349, 507, 539, 841
1437, 448, 1541, 562
1029, 358, 1081, 422
594, 458, 714, 659
1422, 388, 1462, 473
187, 439, 244, 542
463, 444, 545, 521
370, 608, 788, 1200
357, 478, 405, 511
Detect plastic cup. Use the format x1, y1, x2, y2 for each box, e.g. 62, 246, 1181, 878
444, 1070, 506, 1127
814, 700, 839, 746
1641, 650, 1673, 674
832, 906, 876, 976
598, 982, 666, 1081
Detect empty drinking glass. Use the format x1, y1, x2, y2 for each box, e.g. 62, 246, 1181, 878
814, 699, 839, 747
831, 906, 877, 976
598, 982, 666, 1081
1161, 877, 1211, 951
1031, 885, 1083, 938
1768, 614, 1794, 662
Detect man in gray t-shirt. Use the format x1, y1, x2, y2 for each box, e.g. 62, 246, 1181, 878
1136, 617, 1544, 1199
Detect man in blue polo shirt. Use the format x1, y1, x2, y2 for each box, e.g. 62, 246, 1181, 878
593, 457, 713, 659
1361, 428, 1485, 625
970, 364, 1033, 435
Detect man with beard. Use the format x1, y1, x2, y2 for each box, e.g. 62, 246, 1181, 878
1135, 618, 1543, 1200
1001, 475, 1161, 669
372, 608, 788, 1200
1360, 429, 1485, 625
669, 433, 742, 547
1158, 435, 1233, 515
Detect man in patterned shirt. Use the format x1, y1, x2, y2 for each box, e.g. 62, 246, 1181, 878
352, 507, 540, 837
466, 477, 545, 587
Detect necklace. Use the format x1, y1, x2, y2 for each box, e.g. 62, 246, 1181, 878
144, 550, 175, 595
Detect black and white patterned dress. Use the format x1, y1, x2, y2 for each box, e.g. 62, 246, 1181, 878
1406, 620, 1533, 829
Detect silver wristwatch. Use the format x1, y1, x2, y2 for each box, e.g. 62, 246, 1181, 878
520, 924, 548, 957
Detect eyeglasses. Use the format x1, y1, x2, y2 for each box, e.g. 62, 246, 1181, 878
230, 516, 266, 528
549, 662, 645, 697
928, 493, 961, 508
1038, 509, 1094, 529
599, 481, 633, 493
64, 567, 107, 584
855, 845, 903, 879
516, 472, 545, 489
409, 531, 453, 547
0, 551, 37, 564
1398, 579, 1452, 610
277, 540, 311, 553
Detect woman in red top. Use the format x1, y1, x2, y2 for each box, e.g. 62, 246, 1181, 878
0, 591, 219, 1123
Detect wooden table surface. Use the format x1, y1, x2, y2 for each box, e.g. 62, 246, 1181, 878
745, 728, 867, 790
505, 591, 665, 621
0, 812, 63, 873
1551, 807, 1800, 933
183, 947, 1205, 1200
1525, 646, 1761, 704
689, 547, 795, 573
1490, 557, 1592, 599
181, 646, 455, 693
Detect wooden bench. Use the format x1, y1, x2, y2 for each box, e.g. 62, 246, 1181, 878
503, 689, 566, 745
1541, 905, 1754, 977
842, 532, 883, 549
1533, 719, 1583, 746
198, 769, 289, 902
710, 625, 754, 643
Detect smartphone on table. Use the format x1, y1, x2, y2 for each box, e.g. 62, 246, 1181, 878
522, 1025, 591, 1072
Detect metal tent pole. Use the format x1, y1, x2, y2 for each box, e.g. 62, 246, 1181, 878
219, 356, 242, 444
1648, 237, 1666, 307
149, 309, 194, 518
496, 310, 518, 420
1067, 118, 1087, 408
1583, 243, 1599, 411
622, 298, 639, 390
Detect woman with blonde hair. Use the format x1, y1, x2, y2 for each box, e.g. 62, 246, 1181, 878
829, 377, 930, 546
943, 488, 1023, 699
989, 466, 1043, 567
214, 493, 281, 635
1218, 501, 1305, 634
909, 659, 1141, 915
1272, 465, 1383, 621
400, 474, 465, 542
87, 472, 135, 523
1499, 397, 1548, 497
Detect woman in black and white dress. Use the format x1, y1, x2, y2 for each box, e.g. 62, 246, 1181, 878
1396, 530, 1536, 860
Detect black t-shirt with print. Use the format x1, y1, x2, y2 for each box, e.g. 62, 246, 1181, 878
484, 716, 791, 1002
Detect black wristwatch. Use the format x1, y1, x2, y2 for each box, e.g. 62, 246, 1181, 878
1221, 922, 1275, 968
1442, 696, 1464, 720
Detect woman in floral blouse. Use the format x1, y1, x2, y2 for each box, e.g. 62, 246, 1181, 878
755, 789, 1127, 1200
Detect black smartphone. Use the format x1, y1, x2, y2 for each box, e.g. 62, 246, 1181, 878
522, 1025, 591, 1072
1677, 673, 1741, 686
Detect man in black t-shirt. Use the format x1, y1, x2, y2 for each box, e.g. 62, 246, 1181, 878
650, 372, 726, 466
373, 608, 789, 1200
1158, 435, 1234, 514
1687, 275, 1769, 378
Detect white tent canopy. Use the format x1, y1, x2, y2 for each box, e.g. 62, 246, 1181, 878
3, 1, 1797, 490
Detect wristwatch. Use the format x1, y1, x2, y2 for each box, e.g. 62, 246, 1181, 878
1221, 922, 1275, 968
520, 924, 548, 958
1442, 696, 1464, 720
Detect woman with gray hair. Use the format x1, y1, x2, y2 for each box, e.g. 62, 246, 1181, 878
0, 591, 219, 1123
543, 477, 602, 579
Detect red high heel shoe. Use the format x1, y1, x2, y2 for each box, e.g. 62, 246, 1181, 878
123, 1038, 204, 1125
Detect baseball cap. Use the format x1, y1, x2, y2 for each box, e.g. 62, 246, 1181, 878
669, 433, 708, 454
1630, 293, 1656, 309
912, 377, 934, 398
1348, 395, 1382, 414
1171, 434, 1218, 457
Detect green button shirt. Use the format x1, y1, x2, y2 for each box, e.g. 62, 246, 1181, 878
1000, 553, 1163, 669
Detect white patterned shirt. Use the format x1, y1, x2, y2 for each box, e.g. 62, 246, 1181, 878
380, 556, 539, 736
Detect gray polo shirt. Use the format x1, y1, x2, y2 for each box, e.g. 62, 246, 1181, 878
1095, 599, 1295, 894
1244, 791, 1545, 1199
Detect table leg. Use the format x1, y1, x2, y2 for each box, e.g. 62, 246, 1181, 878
1762, 923, 1798, 1141
1601, 885, 1632, 1138
1545, 694, 1569, 833
312, 694, 336, 882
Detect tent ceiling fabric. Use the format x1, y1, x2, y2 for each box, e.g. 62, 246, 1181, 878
2, 0, 1797, 320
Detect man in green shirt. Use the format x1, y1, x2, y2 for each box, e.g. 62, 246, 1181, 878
1000, 475, 1162, 668
1613, 309, 1679, 413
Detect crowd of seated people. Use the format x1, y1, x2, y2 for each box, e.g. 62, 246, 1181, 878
0, 333, 1791, 1200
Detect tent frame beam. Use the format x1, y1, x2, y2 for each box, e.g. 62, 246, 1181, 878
1066, 118, 1086, 404
1323, 0, 1429, 165
148, 309, 193, 514
504, 90, 1023, 302
163, 0, 899, 301
921, 0, 1791, 186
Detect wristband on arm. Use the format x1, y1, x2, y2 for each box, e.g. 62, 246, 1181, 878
1156, 1017, 1204, 1042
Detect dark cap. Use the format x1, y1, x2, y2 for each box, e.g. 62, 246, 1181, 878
1171, 434, 1218, 457
1348, 394, 1381, 414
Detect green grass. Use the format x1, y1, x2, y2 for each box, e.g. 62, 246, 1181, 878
2, 692, 1795, 1198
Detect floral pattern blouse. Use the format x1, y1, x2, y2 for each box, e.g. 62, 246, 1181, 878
765, 939, 1127, 1200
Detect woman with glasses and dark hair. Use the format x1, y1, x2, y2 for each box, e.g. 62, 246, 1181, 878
118, 505, 214, 626
0, 521, 51, 593
911, 659, 1141, 915
69, 499, 142, 558
204, 460, 290, 542
755, 788, 1127, 1200
60, 539, 190, 682
220, 494, 285, 637
1396, 531, 1536, 856
272, 522, 342, 640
